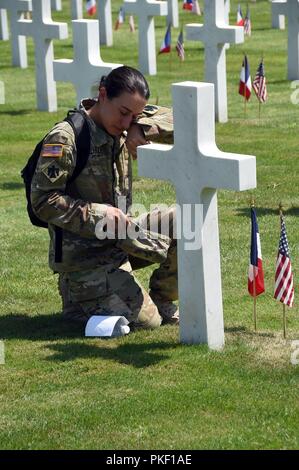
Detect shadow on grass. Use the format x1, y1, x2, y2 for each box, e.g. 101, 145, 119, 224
45, 340, 178, 368
0, 109, 34, 116
0, 182, 24, 191
235, 207, 299, 217
0, 313, 83, 340
225, 325, 275, 338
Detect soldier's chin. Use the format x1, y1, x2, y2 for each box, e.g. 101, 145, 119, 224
109, 126, 123, 137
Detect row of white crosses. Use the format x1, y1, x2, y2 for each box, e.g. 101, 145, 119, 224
0, 0, 31, 67
53, 19, 122, 106
12, 0, 122, 111
186, 0, 243, 122
0, 0, 257, 349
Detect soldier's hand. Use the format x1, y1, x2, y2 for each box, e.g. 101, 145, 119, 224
126, 123, 150, 160
106, 206, 130, 232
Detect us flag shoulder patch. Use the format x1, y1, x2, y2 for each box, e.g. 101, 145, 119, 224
41, 144, 64, 158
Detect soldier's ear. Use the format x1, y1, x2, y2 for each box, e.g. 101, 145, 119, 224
99, 87, 107, 102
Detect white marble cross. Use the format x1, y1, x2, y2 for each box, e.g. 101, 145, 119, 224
138, 82, 256, 350
98, 0, 113, 46
17, 0, 68, 111
272, 0, 286, 29
0, 8, 9, 40
0, 0, 31, 67
51, 0, 62, 10
167, 0, 179, 28
54, 20, 122, 105
186, 0, 244, 123
273, 0, 299, 79
224, 0, 230, 49
71, 0, 83, 19
122, 0, 168, 75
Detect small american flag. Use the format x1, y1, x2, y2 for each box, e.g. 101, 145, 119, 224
176, 29, 185, 61
244, 7, 251, 36
274, 214, 294, 307
253, 60, 267, 103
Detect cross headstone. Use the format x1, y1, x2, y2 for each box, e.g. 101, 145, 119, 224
51, 0, 62, 10
167, 0, 179, 28
272, 0, 299, 79
224, 0, 230, 49
137, 82, 256, 350
186, 0, 244, 123
54, 20, 122, 105
98, 0, 113, 46
17, 0, 68, 111
71, 0, 82, 19
0, 0, 31, 67
272, 0, 286, 29
122, 0, 168, 75
0, 9, 9, 40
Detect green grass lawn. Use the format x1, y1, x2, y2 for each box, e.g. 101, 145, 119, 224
0, 0, 299, 450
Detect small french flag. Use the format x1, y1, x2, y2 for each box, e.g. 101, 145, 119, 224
86, 0, 96, 16
239, 55, 252, 100
159, 24, 171, 54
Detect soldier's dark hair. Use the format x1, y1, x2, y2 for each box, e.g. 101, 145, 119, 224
99, 66, 150, 100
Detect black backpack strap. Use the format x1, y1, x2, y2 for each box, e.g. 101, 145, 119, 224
64, 109, 91, 184
54, 109, 91, 263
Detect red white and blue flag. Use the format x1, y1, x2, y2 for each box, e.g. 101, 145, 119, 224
183, 0, 193, 11
159, 24, 171, 54
248, 208, 265, 297
253, 60, 267, 103
274, 215, 294, 307
176, 29, 185, 61
244, 6, 252, 36
115, 7, 125, 30
239, 55, 252, 100
236, 4, 244, 26
86, 0, 96, 16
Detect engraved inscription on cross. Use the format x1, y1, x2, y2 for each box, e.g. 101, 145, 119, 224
271, 0, 299, 79
54, 20, 122, 105
138, 82, 256, 350
122, 0, 168, 75
186, 0, 244, 123
17, 0, 68, 112
0, 0, 31, 67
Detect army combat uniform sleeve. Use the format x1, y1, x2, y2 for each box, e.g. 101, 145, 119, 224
30, 121, 108, 239
135, 104, 173, 144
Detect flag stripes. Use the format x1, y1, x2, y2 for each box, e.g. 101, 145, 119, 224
274, 215, 294, 307
253, 60, 267, 103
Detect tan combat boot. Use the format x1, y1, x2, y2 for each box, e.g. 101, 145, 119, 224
149, 291, 179, 325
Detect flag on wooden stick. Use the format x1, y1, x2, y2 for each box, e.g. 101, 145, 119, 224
253, 60, 267, 103
248, 207, 265, 297
176, 29, 185, 61
239, 55, 252, 100
236, 4, 244, 26
274, 213, 294, 308
159, 24, 171, 54
115, 7, 125, 30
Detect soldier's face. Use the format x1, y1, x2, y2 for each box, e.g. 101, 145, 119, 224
99, 88, 146, 136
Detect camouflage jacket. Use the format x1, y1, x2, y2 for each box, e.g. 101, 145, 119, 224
30, 99, 173, 273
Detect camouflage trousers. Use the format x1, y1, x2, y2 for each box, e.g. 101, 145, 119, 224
59, 207, 177, 328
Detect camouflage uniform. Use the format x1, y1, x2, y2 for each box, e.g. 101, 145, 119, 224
31, 99, 177, 328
